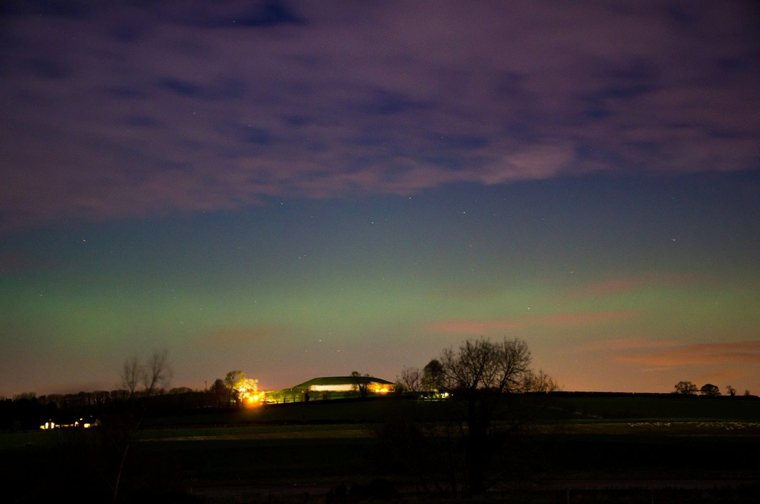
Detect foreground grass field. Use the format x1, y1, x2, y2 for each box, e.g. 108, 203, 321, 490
549, 394, 760, 422
135, 393, 760, 425
2, 394, 759, 502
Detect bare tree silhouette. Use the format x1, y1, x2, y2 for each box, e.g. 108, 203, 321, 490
379, 337, 558, 497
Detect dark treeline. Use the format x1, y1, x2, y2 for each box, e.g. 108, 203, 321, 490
4, 388, 758, 430
0, 387, 225, 430
549, 390, 758, 399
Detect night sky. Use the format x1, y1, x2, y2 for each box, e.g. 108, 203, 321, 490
1, 1, 759, 397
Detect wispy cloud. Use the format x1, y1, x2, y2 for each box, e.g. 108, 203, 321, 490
426, 310, 639, 335
576, 337, 680, 353
570, 272, 700, 298
613, 341, 760, 367
1, 2, 758, 229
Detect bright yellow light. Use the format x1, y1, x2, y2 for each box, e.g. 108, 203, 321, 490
243, 391, 265, 407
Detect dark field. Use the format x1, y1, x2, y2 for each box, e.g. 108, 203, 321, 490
2, 395, 759, 502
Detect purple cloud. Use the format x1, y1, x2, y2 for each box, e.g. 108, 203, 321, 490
1, 1, 758, 229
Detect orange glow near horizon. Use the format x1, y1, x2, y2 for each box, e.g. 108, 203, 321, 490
370, 384, 392, 394
243, 390, 264, 407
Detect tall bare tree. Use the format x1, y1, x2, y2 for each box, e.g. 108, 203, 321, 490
142, 349, 172, 395
379, 337, 557, 498
399, 366, 424, 392
111, 349, 171, 502
121, 355, 141, 397
439, 338, 542, 495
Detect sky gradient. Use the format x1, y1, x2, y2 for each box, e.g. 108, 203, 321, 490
1, 1, 759, 397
